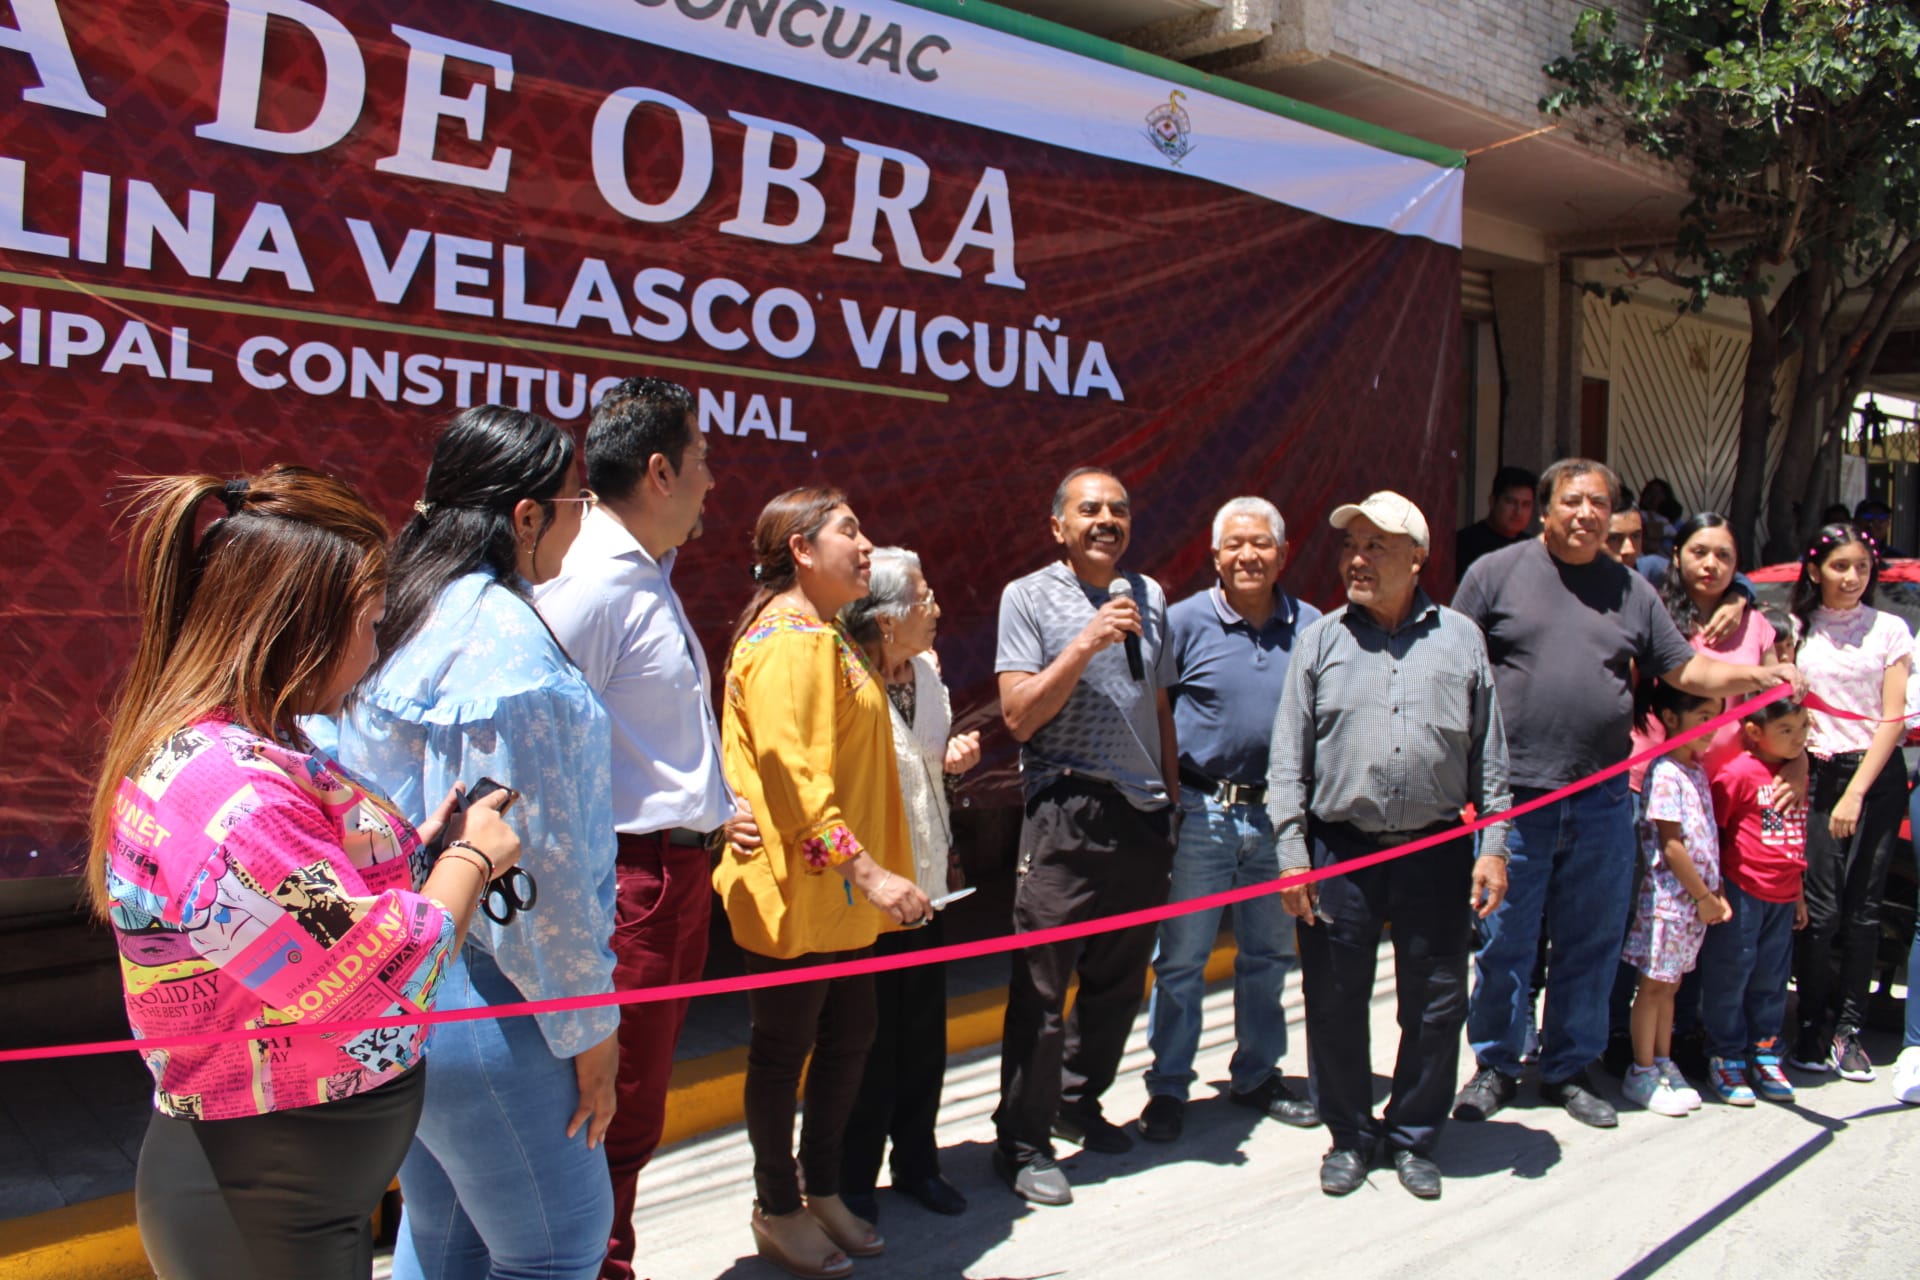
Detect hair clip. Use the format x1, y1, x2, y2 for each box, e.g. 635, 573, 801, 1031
751, 563, 768, 583
413, 499, 434, 518
219, 478, 249, 514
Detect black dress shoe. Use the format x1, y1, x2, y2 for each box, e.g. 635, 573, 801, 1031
1138, 1095, 1185, 1143
895, 1174, 967, 1216
1540, 1071, 1618, 1128
841, 1189, 880, 1224
1452, 1066, 1519, 1122
1052, 1102, 1134, 1154
993, 1150, 1072, 1206
1229, 1075, 1322, 1128
1391, 1149, 1442, 1200
1319, 1147, 1371, 1196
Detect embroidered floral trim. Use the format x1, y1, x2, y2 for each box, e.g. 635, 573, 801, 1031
739, 608, 829, 647
833, 628, 873, 693
798, 823, 863, 872
732, 609, 873, 693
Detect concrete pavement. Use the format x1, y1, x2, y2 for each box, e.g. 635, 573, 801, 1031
608, 954, 1920, 1280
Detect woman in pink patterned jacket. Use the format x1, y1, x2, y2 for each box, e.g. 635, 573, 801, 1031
87, 467, 522, 1280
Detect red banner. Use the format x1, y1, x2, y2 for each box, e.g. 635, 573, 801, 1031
0, 0, 1463, 881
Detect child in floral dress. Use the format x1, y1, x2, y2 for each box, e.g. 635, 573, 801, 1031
1623, 682, 1730, 1117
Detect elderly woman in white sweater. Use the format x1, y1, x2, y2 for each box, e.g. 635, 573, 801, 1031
836, 547, 981, 1223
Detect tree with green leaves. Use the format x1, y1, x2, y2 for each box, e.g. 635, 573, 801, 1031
1543, 0, 1920, 561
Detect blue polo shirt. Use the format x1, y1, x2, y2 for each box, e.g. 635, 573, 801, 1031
1167, 584, 1321, 786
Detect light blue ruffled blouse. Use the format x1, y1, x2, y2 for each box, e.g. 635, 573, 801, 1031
316, 571, 619, 1060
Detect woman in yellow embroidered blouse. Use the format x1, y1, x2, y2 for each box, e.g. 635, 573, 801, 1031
716, 487, 928, 1280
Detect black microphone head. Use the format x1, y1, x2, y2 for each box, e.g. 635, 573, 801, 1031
1107, 577, 1134, 600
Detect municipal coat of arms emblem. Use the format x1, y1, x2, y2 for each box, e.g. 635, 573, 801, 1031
1144, 90, 1195, 166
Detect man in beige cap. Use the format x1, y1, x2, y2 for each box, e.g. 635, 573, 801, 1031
1266, 491, 1512, 1200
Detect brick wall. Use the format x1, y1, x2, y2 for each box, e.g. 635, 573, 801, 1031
1328, 0, 1649, 128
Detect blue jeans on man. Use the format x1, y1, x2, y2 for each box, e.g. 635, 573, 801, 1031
1468, 777, 1637, 1082
1696, 882, 1797, 1059
1145, 792, 1292, 1099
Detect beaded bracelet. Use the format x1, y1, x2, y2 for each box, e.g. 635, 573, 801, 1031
445, 839, 496, 882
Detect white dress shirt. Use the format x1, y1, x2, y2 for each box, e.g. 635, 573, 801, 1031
537, 506, 732, 834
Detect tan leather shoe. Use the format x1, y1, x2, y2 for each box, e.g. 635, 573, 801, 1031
751, 1203, 851, 1279
805, 1192, 885, 1257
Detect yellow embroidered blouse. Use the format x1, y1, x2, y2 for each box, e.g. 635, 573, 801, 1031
714, 607, 913, 959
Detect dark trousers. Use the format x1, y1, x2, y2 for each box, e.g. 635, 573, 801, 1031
1796, 753, 1906, 1040
995, 775, 1175, 1164
137, 1062, 426, 1280
841, 917, 949, 1194
601, 838, 712, 1280
742, 948, 877, 1214
1298, 821, 1474, 1158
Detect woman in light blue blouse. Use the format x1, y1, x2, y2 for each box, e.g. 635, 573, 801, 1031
329, 405, 618, 1280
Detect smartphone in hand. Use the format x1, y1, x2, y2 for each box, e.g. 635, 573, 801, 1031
465, 777, 519, 813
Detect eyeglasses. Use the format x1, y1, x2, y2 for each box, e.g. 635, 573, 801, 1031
547, 489, 598, 508
909, 590, 937, 612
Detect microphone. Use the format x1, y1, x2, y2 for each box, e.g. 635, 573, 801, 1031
1107, 577, 1145, 682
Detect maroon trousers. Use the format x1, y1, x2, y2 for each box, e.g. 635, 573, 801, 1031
600, 836, 713, 1280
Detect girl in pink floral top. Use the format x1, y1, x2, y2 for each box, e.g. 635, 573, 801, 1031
1623, 683, 1728, 1117
89, 469, 520, 1280
1786, 522, 1912, 1081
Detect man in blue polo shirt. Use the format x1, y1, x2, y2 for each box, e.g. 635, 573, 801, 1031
1139, 497, 1322, 1143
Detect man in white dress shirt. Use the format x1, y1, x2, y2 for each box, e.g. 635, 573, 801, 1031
538, 377, 735, 1280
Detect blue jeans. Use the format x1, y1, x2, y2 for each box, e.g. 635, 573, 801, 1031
392, 948, 612, 1280
1468, 777, 1637, 1082
1908, 774, 1920, 1051
1145, 792, 1292, 1098
1907, 912, 1920, 1051
1696, 882, 1797, 1059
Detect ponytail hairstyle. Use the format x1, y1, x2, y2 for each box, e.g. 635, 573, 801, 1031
728, 486, 849, 657
379, 405, 574, 661
1633, 674, 1721, 736
1659, 512, 1737, 635
87, 468, 389, 919
1787, 522, 1877, 653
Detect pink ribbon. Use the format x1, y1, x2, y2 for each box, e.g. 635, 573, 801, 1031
0, 683, 1809, 1065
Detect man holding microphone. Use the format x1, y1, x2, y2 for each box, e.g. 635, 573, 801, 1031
993, 466, 1179, 1207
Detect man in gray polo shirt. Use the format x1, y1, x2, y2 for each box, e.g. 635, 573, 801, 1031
993, 466, 1179, 1207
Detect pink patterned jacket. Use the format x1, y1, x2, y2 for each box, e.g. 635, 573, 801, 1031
106, 718, 456, 1120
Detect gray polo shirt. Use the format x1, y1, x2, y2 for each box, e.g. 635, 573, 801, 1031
996, 561, 1174, 810
1267, 591, 1512, 871
1167, 585, 1322, 786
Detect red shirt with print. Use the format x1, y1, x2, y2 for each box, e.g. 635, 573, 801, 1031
1709, 749, 1808, 904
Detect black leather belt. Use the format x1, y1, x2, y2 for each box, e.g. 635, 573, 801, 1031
1179, 765, 1266, 807
615, 827, 715, 865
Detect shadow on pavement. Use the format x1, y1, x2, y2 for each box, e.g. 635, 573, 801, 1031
1049, 1076, 1302, 1189
1433, 1117, 1563, 1180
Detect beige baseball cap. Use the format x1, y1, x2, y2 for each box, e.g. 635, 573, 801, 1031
1328, 491, 1430, 548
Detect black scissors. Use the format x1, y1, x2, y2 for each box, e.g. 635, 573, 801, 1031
482, 864, 538, 926
464, 778, 537, 926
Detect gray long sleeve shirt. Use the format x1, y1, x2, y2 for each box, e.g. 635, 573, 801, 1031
1267, 591, 1512, 871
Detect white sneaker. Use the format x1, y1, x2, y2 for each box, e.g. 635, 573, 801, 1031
1893, 1046, 1920, 1106
1624, 1066, 1690, 1117
1656, 1058, 1702, 1111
